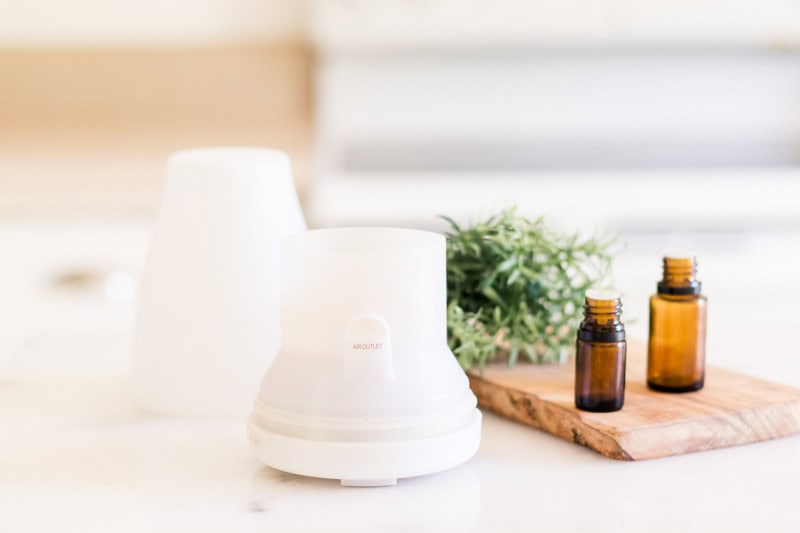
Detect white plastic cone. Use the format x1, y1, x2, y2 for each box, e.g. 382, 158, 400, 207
132, 147, 306, 417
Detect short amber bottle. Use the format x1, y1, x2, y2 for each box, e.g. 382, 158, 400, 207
647, 254, 707, 392
575, 289, 626, 412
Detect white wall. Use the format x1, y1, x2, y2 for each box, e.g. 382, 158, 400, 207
0, 0, 309, 46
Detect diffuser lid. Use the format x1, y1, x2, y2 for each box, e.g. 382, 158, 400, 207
132, 147, 306, 417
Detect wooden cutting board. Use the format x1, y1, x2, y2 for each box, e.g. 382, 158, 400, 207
468, 343, 800, 460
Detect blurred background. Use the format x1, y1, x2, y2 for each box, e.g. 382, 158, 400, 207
2, 0, 800, 380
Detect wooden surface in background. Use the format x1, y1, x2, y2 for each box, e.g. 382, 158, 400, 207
0, 45, 312, 212
469, 343, 800, 460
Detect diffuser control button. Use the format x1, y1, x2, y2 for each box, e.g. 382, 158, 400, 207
343, 314, 394, 381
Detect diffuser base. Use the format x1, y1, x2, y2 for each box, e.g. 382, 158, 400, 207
247, 410, 481, 486
341, 478, 397, 488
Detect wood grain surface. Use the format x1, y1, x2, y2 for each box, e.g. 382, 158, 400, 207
468, 343, 800, 460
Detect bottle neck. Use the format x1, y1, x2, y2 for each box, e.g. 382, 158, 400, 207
578, 294, 625, 342
657, 256, 701, 295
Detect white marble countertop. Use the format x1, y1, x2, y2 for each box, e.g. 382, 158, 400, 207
2, 219, 800, 533
2, 339, 800, 533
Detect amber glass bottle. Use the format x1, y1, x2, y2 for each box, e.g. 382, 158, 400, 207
647, 254, 707, 392
575, 289, 626, 412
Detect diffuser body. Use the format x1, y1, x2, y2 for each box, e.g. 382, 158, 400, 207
248, 228, 481, 486
132, 147, 306, 417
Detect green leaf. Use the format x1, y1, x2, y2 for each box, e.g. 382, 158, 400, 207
482, 286, 503, 307
497, 257, 517, 272
439, 214, 461, 232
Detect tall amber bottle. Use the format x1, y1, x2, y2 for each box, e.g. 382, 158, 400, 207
647, 254, 707, 392
575, 289, 626, 412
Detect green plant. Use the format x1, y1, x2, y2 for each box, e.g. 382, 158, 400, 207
444, 208, 615, 370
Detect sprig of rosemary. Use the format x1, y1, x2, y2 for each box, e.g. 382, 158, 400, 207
444, 208, 615, 370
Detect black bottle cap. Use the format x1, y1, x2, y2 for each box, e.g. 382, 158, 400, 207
657, 280, 701, 295
577, 328, 626, 342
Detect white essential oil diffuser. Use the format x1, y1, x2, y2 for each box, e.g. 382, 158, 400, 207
132, 147, 306, 417
248, 228, 482, 486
